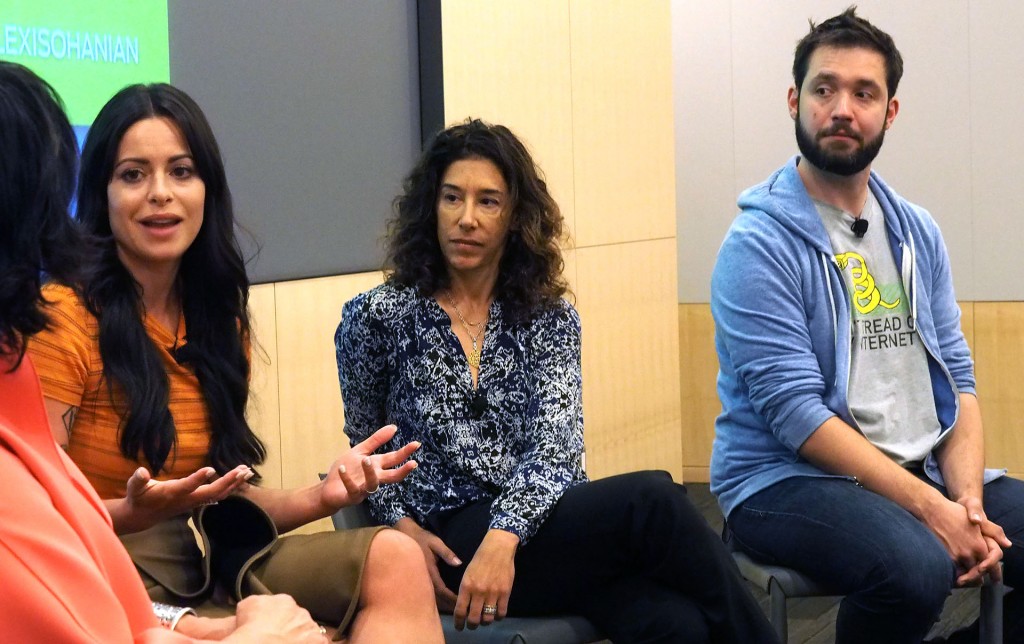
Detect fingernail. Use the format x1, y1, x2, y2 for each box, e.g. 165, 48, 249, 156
338, 464, 347, 475
973, 513, 982, 521
363, 457, 372, 466
452, 557, 462, 565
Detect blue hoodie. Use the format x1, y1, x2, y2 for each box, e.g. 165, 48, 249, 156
710, 157, 984, 519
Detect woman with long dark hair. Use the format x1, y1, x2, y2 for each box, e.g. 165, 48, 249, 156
28, 83, 442, 642
0, 60, 350, 644
336, 119, 778, 642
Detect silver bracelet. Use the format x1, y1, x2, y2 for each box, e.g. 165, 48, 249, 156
152, 601, 197, 631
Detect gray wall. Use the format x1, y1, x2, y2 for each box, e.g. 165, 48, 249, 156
169, 0, 421, 284
674, 0, 1017, 303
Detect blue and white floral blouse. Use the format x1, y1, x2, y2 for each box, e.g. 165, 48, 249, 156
335, 282, 586, 542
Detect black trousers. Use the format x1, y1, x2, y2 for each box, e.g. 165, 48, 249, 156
427, 471, 778, 644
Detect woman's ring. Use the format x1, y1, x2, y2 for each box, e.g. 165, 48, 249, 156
365, 485, 379, 494
482, 604, 497, 616
318, 625, 327, 636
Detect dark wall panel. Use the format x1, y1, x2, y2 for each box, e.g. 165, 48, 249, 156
168, 0, 421, 283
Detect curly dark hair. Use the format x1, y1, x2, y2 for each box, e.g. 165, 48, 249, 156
0, 62, 88, 367
77, 83, 264, 476
385, 119, 569, 321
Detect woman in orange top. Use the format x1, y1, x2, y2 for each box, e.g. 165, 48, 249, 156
28, 83, 441, 642
0, 60, 335, 643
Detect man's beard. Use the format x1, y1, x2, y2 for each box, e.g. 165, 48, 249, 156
795, 108, 886, 177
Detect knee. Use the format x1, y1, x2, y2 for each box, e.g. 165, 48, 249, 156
616, 471, 686, 514
867, 543, 953, 616
623, 470, 676, 493
619, 471, 704, 533
365, 529, 431, 589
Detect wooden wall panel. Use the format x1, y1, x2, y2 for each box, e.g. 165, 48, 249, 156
973, 302, 1024, 478
570, 0, 676, 247
678, 303, 718, 482
440, 0, 576, 241
576, 239, 681, 480
248, 283, 282, 490
273, 271, 385, 534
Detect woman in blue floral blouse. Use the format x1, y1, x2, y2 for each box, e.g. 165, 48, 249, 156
335, 119, 777, 643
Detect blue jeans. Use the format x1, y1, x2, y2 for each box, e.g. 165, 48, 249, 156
728, 474, 1024, 644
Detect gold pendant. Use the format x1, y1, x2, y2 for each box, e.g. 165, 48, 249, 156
467, 348, 481, 368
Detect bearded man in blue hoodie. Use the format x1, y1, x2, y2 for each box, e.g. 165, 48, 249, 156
711, 8, 1024, 643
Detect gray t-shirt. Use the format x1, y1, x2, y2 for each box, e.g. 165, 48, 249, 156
815, 194, 941, 465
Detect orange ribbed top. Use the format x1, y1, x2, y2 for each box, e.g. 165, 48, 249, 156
28, 284, 212, 499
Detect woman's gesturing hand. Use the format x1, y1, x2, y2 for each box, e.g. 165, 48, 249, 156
112, 464, 253, 533
321, 424, 420, 511
454, 529, 519, 631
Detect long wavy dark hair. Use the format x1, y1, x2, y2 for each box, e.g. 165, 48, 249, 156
386, 119, 569, 321
0, 62, 87, 367
77, 83, 264, 476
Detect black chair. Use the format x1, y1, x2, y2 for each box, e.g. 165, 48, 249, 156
729, 547, 1003, 643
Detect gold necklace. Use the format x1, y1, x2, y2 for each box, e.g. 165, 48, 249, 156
445, 290, 486, 368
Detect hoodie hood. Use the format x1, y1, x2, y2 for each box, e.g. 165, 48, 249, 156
739, 156, 914, 254
737, 156, 836, 255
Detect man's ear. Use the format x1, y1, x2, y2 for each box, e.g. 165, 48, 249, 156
787, 86, 799, 120
884, 96, 900, 130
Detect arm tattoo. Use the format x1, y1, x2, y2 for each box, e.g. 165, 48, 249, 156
60, 406, 78, 449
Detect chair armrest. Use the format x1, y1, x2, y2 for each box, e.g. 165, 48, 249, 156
331, 502, 377, 530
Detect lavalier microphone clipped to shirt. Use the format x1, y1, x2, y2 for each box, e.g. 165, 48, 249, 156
470, 389, 488, 419
851, 218, 869, 238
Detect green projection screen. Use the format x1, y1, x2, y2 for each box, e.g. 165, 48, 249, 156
0, 0, 169, 143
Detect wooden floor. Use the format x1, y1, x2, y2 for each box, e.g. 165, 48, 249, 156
686, 483, 979, 643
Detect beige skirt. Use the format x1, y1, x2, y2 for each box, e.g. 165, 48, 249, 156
121, 495, 383, 636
